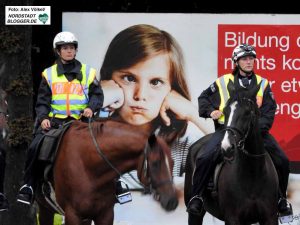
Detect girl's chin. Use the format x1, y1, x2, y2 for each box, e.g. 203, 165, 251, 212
124, 116, 152, 126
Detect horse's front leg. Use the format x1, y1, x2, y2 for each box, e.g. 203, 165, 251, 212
260, 217, 279, 225
93, 207, 114, 225
64, 207, 82, 225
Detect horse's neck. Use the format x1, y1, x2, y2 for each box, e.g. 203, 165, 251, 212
237, 122, 266, 174
245, 122, 264, 154
98, 121, 150, 174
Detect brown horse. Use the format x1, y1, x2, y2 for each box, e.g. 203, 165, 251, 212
38, 119, 178, 225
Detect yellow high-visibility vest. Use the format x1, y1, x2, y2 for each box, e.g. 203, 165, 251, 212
216, 73, 268, 124
42, 64, 96, 119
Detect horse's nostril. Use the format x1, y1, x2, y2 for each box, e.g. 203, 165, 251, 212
167, 198, 178, 211
161, 196, 178, 211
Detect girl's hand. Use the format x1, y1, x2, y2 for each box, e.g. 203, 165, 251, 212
159, 90, 195, 125
101, 80, 124, 110
160, 90, 208, 134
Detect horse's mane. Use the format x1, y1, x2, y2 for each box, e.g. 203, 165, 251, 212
224, 86, 260, 117
71, 118, 151, 139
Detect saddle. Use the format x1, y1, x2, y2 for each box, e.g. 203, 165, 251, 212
37, 121, 73, 180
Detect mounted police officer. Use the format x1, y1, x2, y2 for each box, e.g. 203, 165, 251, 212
17, 31, 104, 205
186, 43, 293, 219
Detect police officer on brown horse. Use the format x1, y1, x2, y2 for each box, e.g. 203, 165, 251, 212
16, 31, 104, 205
187, 43, 293, 219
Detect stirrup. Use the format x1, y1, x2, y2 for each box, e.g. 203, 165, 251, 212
186, 195, 203, 215
17, 185, 34, 205
188, 195, 203, 204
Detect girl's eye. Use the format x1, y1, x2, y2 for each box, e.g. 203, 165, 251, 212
151, 79, 163, 87
123, 75, 136, 82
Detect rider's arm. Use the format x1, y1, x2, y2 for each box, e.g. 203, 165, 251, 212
35, 77, 52, 123
198, 82, 221, 119
258, 84, 277, 135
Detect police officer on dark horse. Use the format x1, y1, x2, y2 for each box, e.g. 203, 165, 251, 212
186, 43, 293, 219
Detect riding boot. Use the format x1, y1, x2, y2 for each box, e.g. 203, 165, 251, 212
0, 193, 9, 211
17, 133, 43, 205
115, 179, 132, 204
263, 133, 293, 221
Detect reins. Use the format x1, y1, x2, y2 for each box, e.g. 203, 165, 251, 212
87, 118, 147, 189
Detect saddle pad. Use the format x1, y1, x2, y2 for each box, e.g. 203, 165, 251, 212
38, 122, 72, 162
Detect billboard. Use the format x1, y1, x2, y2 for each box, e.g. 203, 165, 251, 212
63, 13, 300, 165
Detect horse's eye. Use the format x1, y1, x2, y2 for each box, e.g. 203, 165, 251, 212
151, 160, 161, 171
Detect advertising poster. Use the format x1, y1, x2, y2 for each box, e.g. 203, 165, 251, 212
62, 13, 300, 224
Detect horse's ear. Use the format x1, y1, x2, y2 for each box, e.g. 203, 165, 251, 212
227, 80, 235, 97
148, 134, 157, 148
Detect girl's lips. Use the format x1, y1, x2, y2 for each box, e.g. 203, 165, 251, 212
130, 106, 146, 113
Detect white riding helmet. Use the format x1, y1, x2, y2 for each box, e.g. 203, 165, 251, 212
53, 31, 78, 49
232, 43, 256, 63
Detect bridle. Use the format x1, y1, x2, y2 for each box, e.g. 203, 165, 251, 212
223, 98, 266, 158
141, 140, 174, 199
88, 120, 173, 197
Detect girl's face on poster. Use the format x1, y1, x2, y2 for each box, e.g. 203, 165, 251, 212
112, 53, 171, 125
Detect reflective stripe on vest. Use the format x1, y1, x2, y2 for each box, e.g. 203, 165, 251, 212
42, 64, 96, 119
216, 73, 268, 124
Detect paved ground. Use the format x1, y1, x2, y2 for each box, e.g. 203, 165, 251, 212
113, 175, 300, 225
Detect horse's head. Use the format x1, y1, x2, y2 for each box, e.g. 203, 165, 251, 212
221, 80, 261, 158
0, 89, 8, 141
138, 134, 178, 211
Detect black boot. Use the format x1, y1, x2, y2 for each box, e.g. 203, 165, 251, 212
0, 193, 9, 211
278, 198, 293, 215
278, 198, 293, 223
115, 180, 132, 204
187, 195, 203, 216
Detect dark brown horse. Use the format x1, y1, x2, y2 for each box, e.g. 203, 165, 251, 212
0, 89, 8, 142
185, 82, 279, 225
0, 89, 8, 206
38, 119, 178, 225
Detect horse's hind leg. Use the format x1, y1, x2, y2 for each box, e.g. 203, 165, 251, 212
82, 219, 92, 225
188, 210, 206, 225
